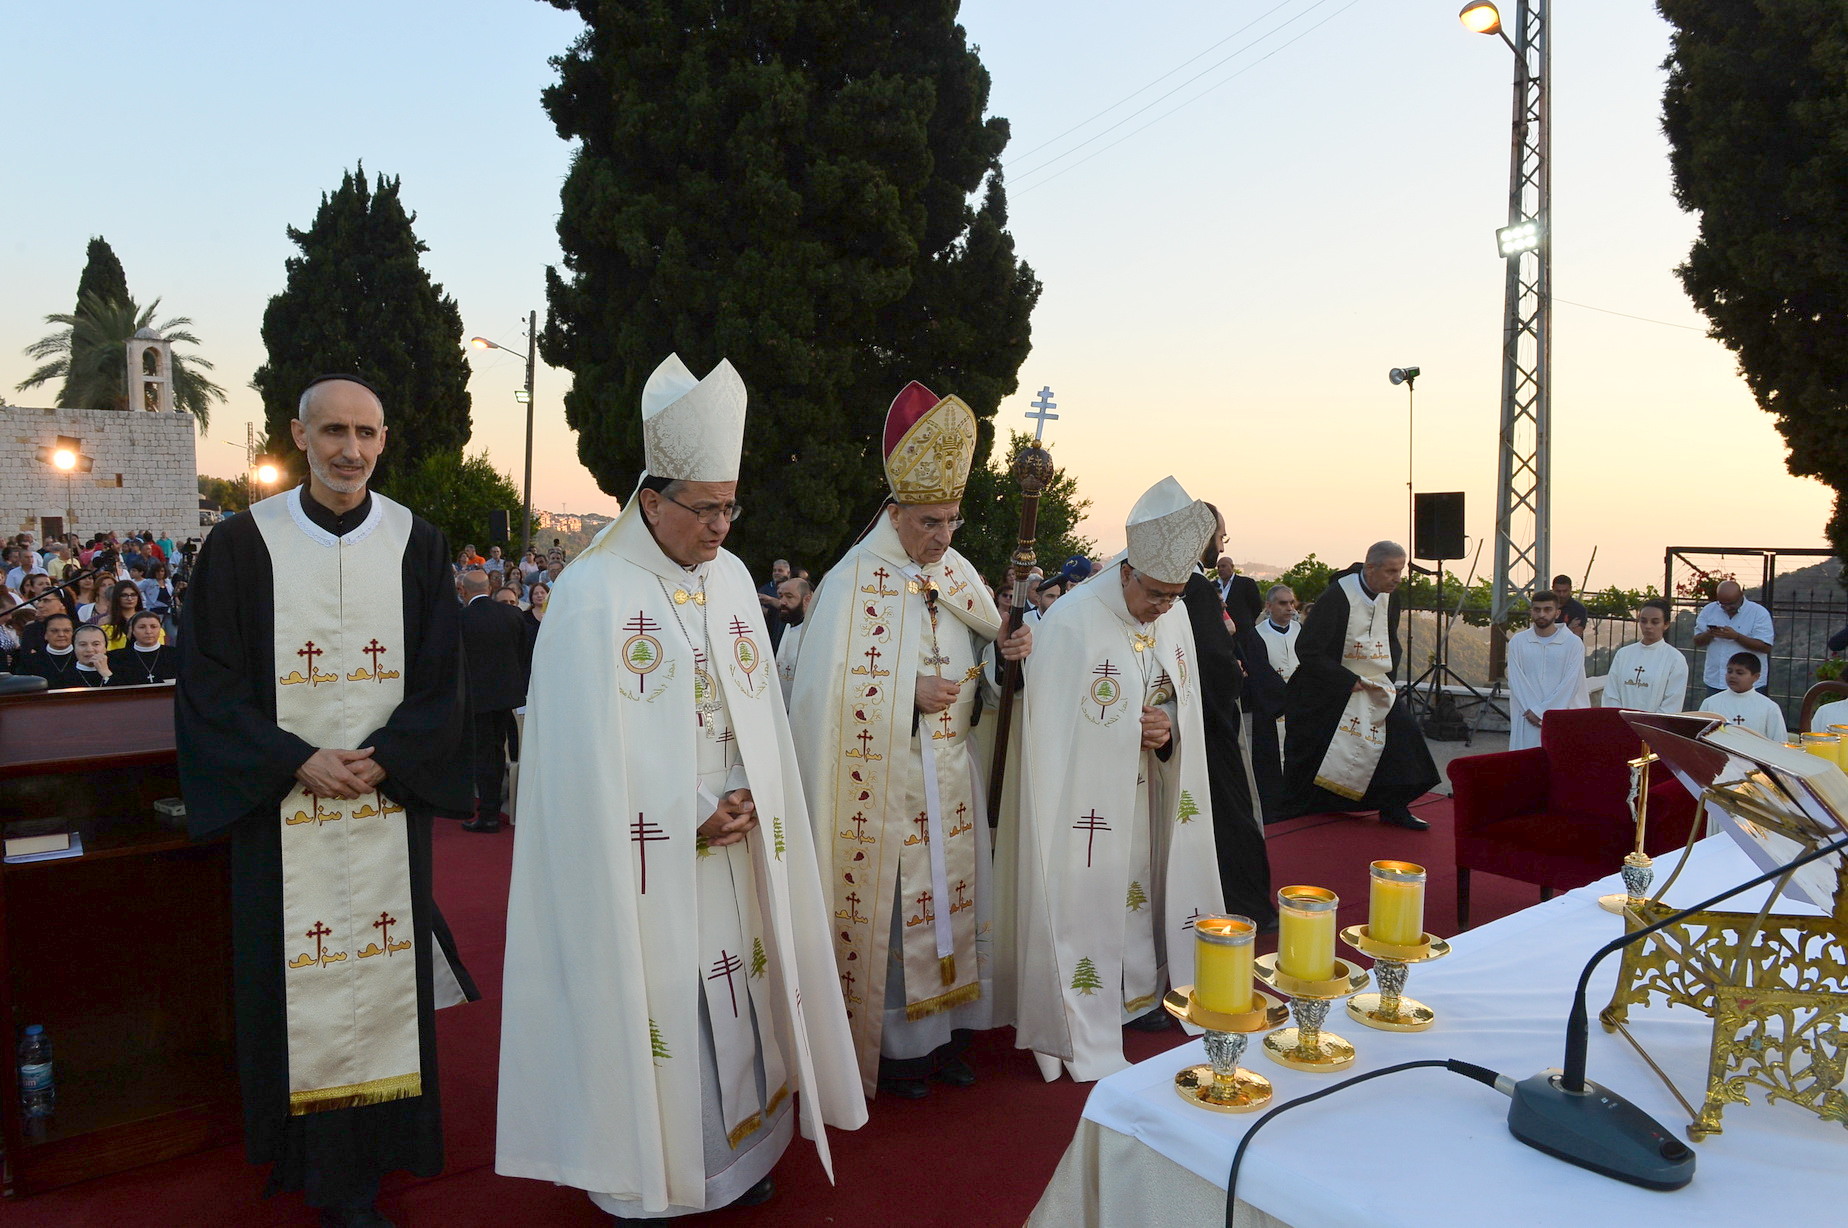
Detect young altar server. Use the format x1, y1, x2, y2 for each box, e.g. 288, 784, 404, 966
1506, 590, 1591, 750
496, 355, 865, 1219
1003, 477, 1225, 1082
1599, 599, 1689, 714
1701, 652, 1787, 742
175, 374, 478, 1227
789, 381, 1032, 1099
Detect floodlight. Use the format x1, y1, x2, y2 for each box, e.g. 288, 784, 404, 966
1497, 219, 1541, 257
1459, 2, 1501, 35
53, 449, 77, 471
256, 462, 280, 485
514, 389, 531, 404
1390, 367, 1421, 386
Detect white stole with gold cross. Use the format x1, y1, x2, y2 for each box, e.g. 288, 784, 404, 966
252, 487, 422, 1115
1312, 572, 1397, 800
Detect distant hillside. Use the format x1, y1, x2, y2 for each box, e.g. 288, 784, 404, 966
1235, 560, 1289, 581
532, 508, 616, 558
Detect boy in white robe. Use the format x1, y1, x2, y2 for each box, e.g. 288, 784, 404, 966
1701, 652, 1787, 742
1600, 598, 1689, 714
1506, 591, 1590, 750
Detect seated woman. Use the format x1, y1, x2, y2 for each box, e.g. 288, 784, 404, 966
107, 611, 175, 684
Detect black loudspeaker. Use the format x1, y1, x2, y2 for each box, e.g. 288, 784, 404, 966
488, 509, 510, 545
1414, 492, 1465, 561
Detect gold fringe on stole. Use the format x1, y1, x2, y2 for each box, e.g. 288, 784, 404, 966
725, 1083, 791, 1150
904, 980, 981, 1023
939, 954, 956, 987
1313, 774, 1366, 801
289, 1071, 422, 1116
1124, 992, 1161, 1016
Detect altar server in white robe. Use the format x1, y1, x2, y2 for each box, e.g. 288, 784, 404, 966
1599, 598, 1689, 714
496, 355, 865, 1220
1701, 652, 1787, 741
789, 381, 1031, 1100
1507, 590, 1591, 750
1002, 477, 1224, 1083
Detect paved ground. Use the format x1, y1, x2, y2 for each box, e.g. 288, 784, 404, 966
1424, 728, 1509, 795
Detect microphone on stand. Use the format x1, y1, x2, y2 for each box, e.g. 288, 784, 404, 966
1500, 832, 1848, 1189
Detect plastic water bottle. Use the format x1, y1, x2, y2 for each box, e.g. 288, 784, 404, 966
18, 1025, 53, 1119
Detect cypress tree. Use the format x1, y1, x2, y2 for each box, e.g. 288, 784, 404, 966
252, 165, 473, 491
538, 0, 1040, 567
1658, 1, 1848, 555
56, 237, 132, 407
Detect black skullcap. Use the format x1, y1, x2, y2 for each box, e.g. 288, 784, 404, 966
302, 372, 384, 401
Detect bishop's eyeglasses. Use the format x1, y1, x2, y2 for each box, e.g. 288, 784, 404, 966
661, 493, 744, 526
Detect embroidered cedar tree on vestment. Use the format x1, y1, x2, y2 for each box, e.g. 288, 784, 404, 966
649, 1017, 670, 1064
535, 0, 1041, 567
751, 937, 767, 980
1071, 957, 1103, 996
1126, 881, 1148, 912
1176, 790, 1201, 824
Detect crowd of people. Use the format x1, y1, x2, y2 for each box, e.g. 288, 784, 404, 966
1, 529, 195, 686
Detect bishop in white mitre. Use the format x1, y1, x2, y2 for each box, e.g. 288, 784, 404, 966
789, 381, 1031, 1099
1001, 477, 1224, 1082
1599, 599, 1689, 715
1507, 590, 1591, 750
496, 356, 865, 1220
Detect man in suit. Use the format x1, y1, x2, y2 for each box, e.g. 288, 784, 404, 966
1214, 553, 1264, 632
459, 569, 527, 833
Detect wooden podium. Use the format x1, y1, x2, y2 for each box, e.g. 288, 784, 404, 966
0, 684, 240, 1196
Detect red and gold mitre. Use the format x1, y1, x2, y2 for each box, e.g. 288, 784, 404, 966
882, 381, 977, 505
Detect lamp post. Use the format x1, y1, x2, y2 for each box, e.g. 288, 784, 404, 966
470, 310, 539, 563
38, 435, 92, 538
1460, 0, 1550, 681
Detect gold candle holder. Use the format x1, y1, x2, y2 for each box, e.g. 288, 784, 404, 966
1339, 925, 1452, 1031
1161, 986, 1290, 1113
1253, 952, 1369, 1072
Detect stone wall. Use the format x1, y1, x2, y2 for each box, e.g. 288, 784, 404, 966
1, 405, 199, 543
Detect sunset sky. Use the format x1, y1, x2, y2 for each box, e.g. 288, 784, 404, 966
1, 1, 1829, 591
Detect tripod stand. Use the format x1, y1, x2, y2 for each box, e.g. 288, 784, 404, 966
1404, 560, 1497, 743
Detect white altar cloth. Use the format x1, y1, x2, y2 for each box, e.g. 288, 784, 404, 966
1030, 836, 1844, 1227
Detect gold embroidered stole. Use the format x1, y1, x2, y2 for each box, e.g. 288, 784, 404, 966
1313, 572, 1396, 800
253, 488, 421, 1115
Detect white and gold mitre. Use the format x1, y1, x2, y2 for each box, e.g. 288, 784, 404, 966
883, 380, 977, 505
641, 353, 747, 482
1125, 476, 1215, 586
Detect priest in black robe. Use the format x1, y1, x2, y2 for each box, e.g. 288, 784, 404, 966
176, 375, 475, 1228
1180, 508, 1276, 926
1281, 544, 1438, 829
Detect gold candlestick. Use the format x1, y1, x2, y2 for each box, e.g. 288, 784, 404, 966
1253, 953, 1370, 1072
1161, 986, 1290, 1113
1600, 745, 1657, 914
1339, 925, 1452, 1031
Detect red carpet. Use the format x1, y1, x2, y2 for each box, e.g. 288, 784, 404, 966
8, 795, 1548, 1227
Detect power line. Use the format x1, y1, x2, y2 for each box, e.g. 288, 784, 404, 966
1554, 296, 1707, 333
1014, 0, 1365, 196
1005, 0, 1306, 166
1009, 0, 1341, 183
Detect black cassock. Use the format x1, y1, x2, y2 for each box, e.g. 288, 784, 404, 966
175, 492, 476, 1209
1281, 565, 1438, 817
1180, 573, 1276, 925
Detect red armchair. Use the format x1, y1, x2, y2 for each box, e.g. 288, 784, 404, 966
1448, 706, 1698, 928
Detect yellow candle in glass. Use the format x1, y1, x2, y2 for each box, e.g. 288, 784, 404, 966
1828, 725, 1848, 769
1799, 731, 1837, 762
1193, 914, 1255, 1015
1276, 886, 1339, 981
1368, 861, 1427, 946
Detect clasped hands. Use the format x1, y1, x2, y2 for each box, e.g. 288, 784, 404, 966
1140, 705, 1172, 750
699, 790, 758, 848
297, 746, 388, 800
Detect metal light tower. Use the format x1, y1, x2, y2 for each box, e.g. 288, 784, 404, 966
1464, 1, 1550, 653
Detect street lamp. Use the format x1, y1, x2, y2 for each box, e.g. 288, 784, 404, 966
52, 449, 76, 472
470, 311, 539, 562
38, 435, 92, 537
1458, 2, 1502, 36
255, 460, 279, 488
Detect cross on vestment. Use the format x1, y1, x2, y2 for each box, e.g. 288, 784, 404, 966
298, 640, 322, 675
1632, 664, 1647, 685
728, 616, 751, 638
937, 708, 955, 738
854, 729, 876, 758
849, 812, 869, 840
363, 638, 388, 677
913, 813, 932, 843
1073, 809, 1111, 868
306, 920, 332, 962
843, 891, 866, 924
623, 612, 662, 636
1183, 908, 1204, 931
630, 813, 669, 893
916, 890, 935, 923
953, 879, 970, 910
373, 911, 397, 954
839, 968, 856, 997
1026, 386, 1059, 441
707, 949, 745, 1017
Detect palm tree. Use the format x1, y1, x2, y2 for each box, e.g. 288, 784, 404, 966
17, 291, 226, 430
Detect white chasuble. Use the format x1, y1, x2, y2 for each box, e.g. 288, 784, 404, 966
1312, 573, 1396, 800
497, 508, 864, 1215
251, 487, 420, 1114
1002, 555, 1223, 1082
788, 516, 1002, 1094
